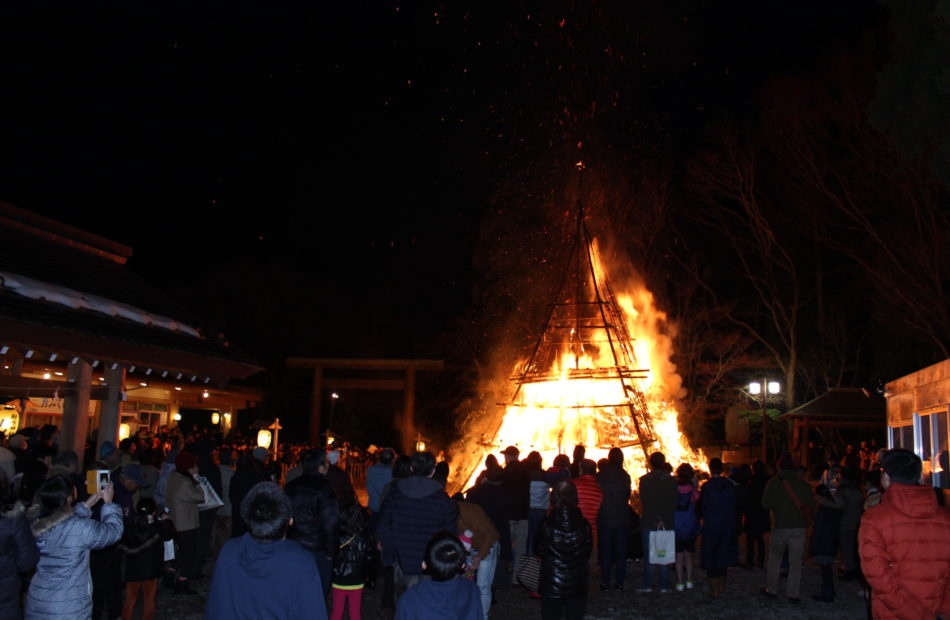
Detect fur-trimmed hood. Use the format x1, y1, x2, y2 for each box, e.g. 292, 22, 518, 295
27, 503, 87, 538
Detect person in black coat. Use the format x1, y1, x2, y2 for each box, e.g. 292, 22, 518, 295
596, 447, 631, 590
120, 497, 175, 620
228, 451, 269, 539
809, 484, 843, 602
285, 449, 340, 598
194, 439, 222, 577
0, 471, 38, 620
465, 466, 513, 590
743, 460, 770, 568
536, 480, 592, 620
330, 504, 379, 619
697, 458, 738, 598
325, 451, 357, 509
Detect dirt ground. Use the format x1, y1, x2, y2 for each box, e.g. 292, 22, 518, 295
147, 553, 871, 620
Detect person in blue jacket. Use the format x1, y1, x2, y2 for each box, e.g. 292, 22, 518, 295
25, 475, 123, 620
377, 451, 458, 599
206, 481, 327, 620
395, 531, 482, 620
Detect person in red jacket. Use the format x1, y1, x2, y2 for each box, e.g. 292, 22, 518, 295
570, 459, 603, 554
858, 448, 950, 620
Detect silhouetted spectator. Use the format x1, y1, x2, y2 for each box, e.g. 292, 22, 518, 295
378, 451, 458, 601
500, 446, 530, 585
326, 450, 357, 509
697, 458, 738, 597
228, 450, 269, 538
637, 452, 678, 593
285, 449, 339, 597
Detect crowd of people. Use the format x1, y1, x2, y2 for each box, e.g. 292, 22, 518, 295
0, 423, 949, 619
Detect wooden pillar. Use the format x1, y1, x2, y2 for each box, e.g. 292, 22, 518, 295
309, 366, 324, 445
403, 365, 416, 454
62, 360, 92, 466
97, 366, 125, 458
801, 416, 810, 469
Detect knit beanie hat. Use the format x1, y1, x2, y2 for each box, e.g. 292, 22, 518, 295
175, 451, 198, 475
99, 441, 117, 460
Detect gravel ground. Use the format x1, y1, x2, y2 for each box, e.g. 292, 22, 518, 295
146, 554, 871, 619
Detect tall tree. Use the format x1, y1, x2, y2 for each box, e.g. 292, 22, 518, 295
870, 0, 950, 189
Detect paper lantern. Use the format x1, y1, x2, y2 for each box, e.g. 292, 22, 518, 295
211, 412, 220, 425
257, 429, 272, 449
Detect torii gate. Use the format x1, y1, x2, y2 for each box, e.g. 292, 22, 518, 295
286, 358, 444, 452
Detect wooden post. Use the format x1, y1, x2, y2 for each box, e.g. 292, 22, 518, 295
801, 415, 810, 469
62, 360, 92, 466
403, 365, 416, 454
97, 366, 125, 457
309, 366, 323, 445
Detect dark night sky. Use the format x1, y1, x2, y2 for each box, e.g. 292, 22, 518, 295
0, 1, 888, 370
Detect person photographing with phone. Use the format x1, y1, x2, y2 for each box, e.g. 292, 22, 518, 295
25, 475, 123, 619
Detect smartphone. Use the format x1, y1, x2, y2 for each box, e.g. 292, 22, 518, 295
86, 469, 111, 495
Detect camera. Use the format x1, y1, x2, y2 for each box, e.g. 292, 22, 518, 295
85, 469, 111, 495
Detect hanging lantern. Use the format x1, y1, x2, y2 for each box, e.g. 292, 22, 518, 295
257, 429, 272, 449
416, 440, 427, 452
118, 423, 131, 441
0, 408, 18, 435
211, 412, 220, 425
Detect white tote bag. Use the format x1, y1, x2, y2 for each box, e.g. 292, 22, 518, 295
163, 539, 176, 561
649, 528, 676, 565
196, 475, 224, 511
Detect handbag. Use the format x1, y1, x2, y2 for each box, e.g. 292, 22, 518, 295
163, 539, 176, 561
648, 527, 675, 565
196, 475, 224, 511
516, 555, 542, 592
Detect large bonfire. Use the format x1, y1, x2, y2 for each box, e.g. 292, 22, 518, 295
451, 200, 704, 492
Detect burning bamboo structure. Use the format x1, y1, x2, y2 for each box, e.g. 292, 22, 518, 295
455, 164, 703, 491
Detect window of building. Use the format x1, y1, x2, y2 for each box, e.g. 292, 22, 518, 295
914, 409, 949, 490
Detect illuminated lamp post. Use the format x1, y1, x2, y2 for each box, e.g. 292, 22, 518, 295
326, 392, 340, 448
749, 380, 782, 463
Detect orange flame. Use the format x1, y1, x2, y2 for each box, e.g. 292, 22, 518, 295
456, 241, 704, 490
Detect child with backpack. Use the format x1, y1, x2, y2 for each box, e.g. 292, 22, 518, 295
673, 463, 700, 592
120, 497, 175, 620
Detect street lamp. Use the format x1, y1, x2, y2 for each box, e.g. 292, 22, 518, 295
749, 379, 782, 462
327, 392, 340, 448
